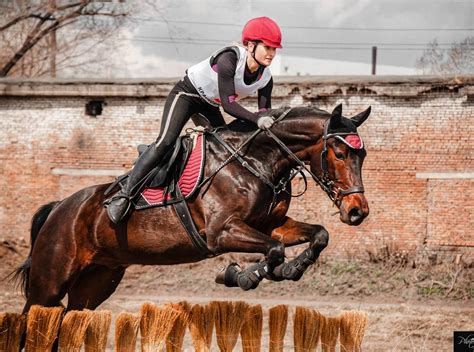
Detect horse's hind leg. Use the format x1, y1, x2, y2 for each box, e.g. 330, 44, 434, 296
23, 253, 81, 314
66, 265, 126, 310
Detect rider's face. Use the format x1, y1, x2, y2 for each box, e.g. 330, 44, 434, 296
251, 42, 277, 66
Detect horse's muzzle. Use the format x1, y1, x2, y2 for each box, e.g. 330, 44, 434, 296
339, 194, 369, 226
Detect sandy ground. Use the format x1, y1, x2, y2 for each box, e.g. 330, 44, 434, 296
1, 242, 473, 351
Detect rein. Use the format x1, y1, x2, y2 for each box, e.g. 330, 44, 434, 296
200, 107, 364, 211
197, 108, 294, 191
265, 118, 365, 206
198, 108, 306, 214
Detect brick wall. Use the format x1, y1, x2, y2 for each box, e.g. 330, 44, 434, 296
0, 76, 472, 262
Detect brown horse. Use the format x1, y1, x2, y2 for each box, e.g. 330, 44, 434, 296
12, 103, 370, 313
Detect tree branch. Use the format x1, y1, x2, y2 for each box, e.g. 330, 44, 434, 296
0, 2, 91, 77
0, 0, 132, 77
55, 1, 85, 12
84, 12, 128, 18
0, 12, 53, 32
0, 13, 53, 76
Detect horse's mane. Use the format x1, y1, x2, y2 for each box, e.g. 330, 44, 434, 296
266, 105, 330, 119
226, 105, 329, 132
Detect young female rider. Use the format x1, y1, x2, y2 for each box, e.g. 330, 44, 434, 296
105, 16, 282, 223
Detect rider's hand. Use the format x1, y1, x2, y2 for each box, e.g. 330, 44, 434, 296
257, 115, 275, 130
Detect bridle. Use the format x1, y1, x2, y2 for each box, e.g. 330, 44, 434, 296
199, 108, 365, 211
317, 118, 365, 205
264, 115, 364, 207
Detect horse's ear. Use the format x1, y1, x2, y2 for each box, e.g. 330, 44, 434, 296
351, 106, 371, 127
329, 104, 343, 129
331, 104, 343, 118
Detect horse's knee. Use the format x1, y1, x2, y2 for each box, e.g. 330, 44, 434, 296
206, 240, 220, 255
312, 228, 329, 252
267, 241, 285, 266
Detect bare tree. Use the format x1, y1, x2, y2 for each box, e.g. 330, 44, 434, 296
0, 0, 132, 77
416, 37, 474, 75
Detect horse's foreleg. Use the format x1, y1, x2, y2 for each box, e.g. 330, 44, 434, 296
210, 217, 285, 291
66, 265, 126, 310
268, 216, 329, 282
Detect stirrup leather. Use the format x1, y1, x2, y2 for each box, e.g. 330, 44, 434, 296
103, 191, 131, 206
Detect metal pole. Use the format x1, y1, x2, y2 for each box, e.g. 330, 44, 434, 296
371, 46, 377, 75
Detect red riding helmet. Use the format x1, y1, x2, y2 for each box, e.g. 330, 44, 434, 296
242, 16, 282, 49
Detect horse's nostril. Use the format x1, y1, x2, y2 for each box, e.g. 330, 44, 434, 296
348, 208, 362, 222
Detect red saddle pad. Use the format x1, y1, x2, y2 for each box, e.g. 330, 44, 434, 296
137, 133, 205, 208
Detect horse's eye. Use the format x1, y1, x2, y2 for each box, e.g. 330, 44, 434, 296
335, 152, 345, 160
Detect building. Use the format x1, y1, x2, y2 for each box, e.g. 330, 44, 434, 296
0, 76, 472, 263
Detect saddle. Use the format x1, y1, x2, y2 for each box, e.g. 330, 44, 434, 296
140, 136, 189, 191
104, 131, 206, 209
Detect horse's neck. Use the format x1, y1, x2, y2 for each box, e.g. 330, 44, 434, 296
213, 116, 324, 181
208, 128, 284, 182
274, 115, 327, 145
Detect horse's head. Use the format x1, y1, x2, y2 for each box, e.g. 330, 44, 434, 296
307, 104, 371, 225
226, 105, 370, 225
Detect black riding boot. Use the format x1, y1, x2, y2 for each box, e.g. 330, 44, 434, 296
105, 144, 161, 223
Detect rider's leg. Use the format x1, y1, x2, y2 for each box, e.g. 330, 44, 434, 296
191, 104, 226, 129
105, 89, 199, 223
201, 103, 227, 127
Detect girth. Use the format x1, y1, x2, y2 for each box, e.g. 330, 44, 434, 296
172, 184, 213, 257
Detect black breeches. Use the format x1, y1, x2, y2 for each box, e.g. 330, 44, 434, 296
125, 79, 225, 190
155, 78, 225, 157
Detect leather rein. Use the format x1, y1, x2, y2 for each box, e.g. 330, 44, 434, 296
200, 108, 365, 211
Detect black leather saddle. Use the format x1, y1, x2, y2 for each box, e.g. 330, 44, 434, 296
104, 136, 195, 198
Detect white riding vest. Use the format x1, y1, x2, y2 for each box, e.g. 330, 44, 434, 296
187, 45, 272, 107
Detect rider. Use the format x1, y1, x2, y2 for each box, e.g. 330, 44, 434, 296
105, 16, 282, 223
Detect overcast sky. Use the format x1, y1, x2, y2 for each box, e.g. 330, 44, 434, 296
113, 0, 473, 77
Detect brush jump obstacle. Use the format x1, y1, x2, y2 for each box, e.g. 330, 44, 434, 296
10, 104, 370, 320
0, 302, 368, 351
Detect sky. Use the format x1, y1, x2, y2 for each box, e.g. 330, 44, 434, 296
112, 0, 473, 77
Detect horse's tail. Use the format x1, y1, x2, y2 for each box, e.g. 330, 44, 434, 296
7, 201, 61, 298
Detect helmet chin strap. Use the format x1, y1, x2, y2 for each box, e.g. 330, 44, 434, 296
250, 42, 266, 67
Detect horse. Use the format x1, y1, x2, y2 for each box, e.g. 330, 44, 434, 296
11, 103, 370, 314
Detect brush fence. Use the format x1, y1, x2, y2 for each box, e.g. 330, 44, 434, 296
0, 302, 367, 351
